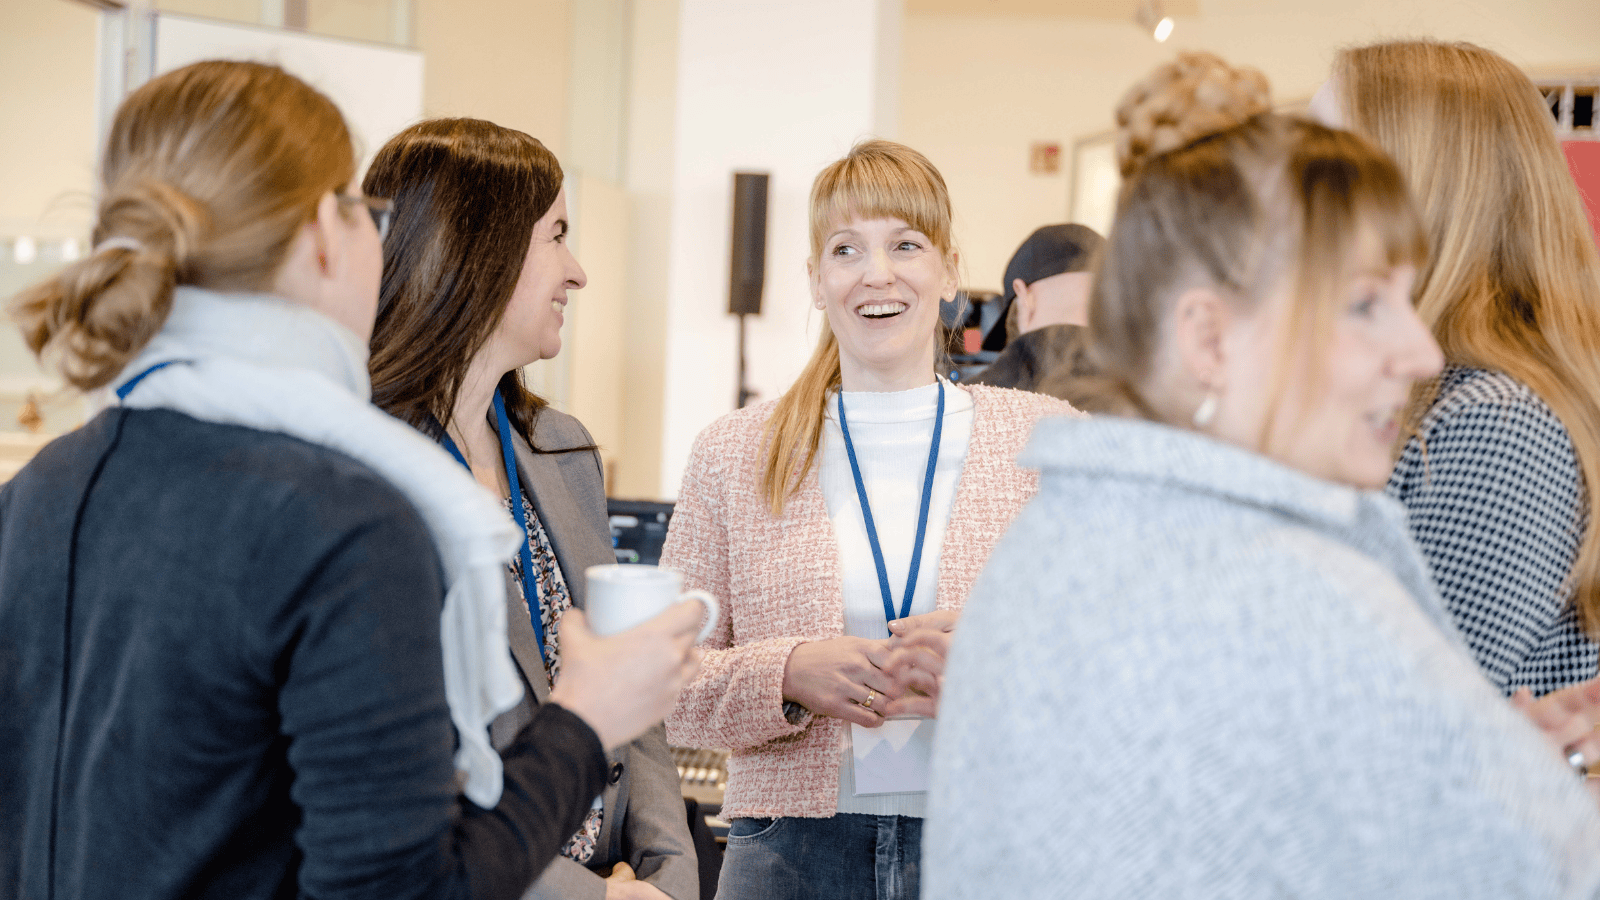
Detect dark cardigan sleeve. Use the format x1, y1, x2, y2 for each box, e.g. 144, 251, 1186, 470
261, 471, 606, 900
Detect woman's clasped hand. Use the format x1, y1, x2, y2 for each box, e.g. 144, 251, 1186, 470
782, 636, 904, 727
781, 608, 958, 726
1510, 675, 1600, 802
881, 609, 958, 718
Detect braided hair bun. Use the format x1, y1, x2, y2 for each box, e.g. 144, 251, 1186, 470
1114, 51, 1271, 177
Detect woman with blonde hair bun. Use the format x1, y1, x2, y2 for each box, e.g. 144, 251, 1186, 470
662, 139, 1074, 899
0, 60, 701, 900
1315, 40, 1600, 699
924, 52, 1600, 898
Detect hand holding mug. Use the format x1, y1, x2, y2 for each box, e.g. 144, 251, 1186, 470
548, 605, 703, 751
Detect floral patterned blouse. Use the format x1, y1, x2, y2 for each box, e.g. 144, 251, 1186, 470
507, 493, 602, 864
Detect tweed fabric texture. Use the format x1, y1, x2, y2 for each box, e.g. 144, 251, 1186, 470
662, 385, 1076, 819
1388, 367, 1599, 695
926, 416, 1600, 899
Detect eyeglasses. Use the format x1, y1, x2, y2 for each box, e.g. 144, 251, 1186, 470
337, 193, 393, 241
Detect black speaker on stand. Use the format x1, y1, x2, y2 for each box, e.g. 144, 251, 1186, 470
729, 172, 769, 409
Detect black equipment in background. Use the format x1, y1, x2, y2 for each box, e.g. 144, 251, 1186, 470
607, 498, 675, 566
941, 289, 1003, 383
728, 172, 769, 316
729, 172, 769, 408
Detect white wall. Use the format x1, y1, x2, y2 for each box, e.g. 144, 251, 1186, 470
901, 0, 1600, 296
655, 0, 903, 499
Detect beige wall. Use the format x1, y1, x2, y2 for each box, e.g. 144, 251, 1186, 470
612, 0, 679, 500
0, 0, 101, 399
0, 0, 100, 239
413, 0, 572, 156
901, 0, 1600, 294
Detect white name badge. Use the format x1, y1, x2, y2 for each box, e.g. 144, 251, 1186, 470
850, 717, 935, 795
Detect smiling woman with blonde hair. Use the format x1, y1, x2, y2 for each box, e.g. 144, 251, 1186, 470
1318, 40, 1600, 698
662, 139, 1075, 900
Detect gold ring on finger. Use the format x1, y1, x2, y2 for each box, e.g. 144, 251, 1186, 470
863, 688, 876, 710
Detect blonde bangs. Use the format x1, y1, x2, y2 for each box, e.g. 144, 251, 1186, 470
807, 140, 953, 262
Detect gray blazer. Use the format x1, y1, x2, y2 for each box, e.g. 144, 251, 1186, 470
488, 407, 697, 900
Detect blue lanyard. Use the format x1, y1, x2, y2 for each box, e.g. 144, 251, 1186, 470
836, 380, 945, 627
440, 390, 547, 663
115, 360, 188, 401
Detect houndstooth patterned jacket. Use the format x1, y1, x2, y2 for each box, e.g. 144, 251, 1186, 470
1388, 366, 1599, 696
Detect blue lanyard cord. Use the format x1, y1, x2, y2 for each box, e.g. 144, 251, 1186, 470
439, 391, 548, 663
836, 380, 945, 626
115, 360, 190, 401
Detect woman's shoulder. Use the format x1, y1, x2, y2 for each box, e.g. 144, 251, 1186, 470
1410, 366, 1576, 470
12, 408, 434, 559
529, 404, 598, 451
688, 399, 780, 456
1425, 367, 1564, 433
962, 384, 1081, 453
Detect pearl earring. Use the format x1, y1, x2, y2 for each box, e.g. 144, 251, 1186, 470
1192, 392, 1219, 428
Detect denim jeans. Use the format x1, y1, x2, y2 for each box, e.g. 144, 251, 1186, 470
714, 813, 921, 900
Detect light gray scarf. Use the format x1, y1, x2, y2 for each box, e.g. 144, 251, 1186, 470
112, 286, 524, 807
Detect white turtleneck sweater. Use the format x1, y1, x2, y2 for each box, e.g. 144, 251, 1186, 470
820, 377, 974, 818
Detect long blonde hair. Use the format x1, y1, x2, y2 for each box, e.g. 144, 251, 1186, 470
1090, 52, 1427, 445
760, 139, 957, 515
10, 61, 355, 391
1336, 40, 1600, 632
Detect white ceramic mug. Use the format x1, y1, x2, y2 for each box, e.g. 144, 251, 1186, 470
585, 564, 720, 643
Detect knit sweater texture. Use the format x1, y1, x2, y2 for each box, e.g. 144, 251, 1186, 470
662, 384, 1077, 819
925, 416, 1600, 899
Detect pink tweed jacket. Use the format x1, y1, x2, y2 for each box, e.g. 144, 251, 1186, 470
662, 384, 1079, 819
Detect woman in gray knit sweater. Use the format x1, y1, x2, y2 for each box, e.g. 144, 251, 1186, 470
922, 53, 1600, 898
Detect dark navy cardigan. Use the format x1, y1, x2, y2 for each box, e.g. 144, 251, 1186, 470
0, 407, 605, 900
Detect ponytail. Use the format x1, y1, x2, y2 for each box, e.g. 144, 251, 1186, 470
14, 181, 207, 390
8, 60, 354, 392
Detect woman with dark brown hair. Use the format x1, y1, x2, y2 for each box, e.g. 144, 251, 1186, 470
365, 118, 698, 900
0, 62, 700, 900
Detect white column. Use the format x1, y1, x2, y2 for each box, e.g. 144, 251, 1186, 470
656, 0, 902, 498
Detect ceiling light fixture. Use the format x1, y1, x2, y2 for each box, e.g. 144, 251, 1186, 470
1136, 0, 1175, 43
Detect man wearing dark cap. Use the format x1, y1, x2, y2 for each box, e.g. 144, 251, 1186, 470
971, 223, 1103, 399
